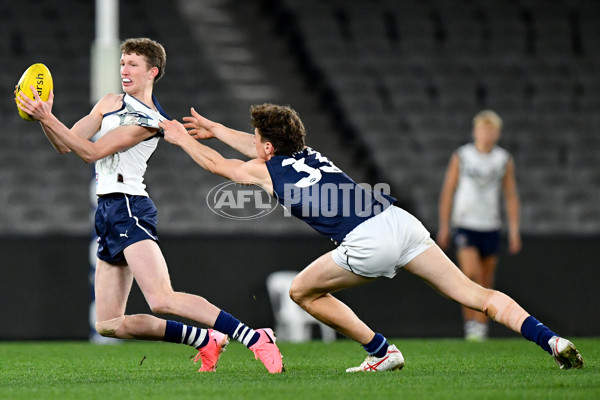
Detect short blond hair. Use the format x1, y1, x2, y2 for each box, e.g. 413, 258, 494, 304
473, 110, 502, 130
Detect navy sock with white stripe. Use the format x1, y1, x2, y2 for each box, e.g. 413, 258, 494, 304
520, 316, 557, 355
364, 333, 389, 358
164, 320, 209, 349
213, 310, 260, 348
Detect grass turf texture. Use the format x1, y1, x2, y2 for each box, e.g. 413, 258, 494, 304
0, 338, 598, 400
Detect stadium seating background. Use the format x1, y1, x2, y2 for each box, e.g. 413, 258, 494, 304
0, 0, 598, 339
2, 0, 599, 236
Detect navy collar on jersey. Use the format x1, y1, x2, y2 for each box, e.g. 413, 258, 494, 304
126, 93, 170, 120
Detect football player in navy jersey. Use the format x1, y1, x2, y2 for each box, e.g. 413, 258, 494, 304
16, 38, 283, 374
160, 103, 582, 371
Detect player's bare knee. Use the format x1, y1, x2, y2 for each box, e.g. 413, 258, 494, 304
288, 278, 308, 307
146, 290, 176, 315
148, 297, 171, 315
288, 281, 302, 305
95, 316, 125, 337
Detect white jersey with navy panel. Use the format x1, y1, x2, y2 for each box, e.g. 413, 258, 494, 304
265, 147, 396, 243
95, 94, 169, 196
451, 143, 510, 231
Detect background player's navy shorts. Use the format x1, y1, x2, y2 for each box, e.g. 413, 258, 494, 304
453, 228, 500, 257
95, 193, 159, 263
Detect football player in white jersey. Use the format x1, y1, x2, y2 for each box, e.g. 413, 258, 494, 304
16, 38, 283, 374
437, 110, 522, 341
159, 104, 582, 371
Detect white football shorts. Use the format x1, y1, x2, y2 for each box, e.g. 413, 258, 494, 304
332, 205, 434, 278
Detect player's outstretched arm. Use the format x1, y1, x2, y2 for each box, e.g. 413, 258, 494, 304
17, 87, 118, 154
183, 107, 257, 159
40, 100, 108, 155
18, 90, 150, 163
160, 118, 263, 184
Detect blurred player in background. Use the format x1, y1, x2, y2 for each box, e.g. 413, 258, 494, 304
16, 37, 282, 374
437, 110, 521, 341
159, 103, 582, 371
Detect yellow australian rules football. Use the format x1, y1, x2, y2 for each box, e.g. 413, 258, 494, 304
15, 63, 53, 121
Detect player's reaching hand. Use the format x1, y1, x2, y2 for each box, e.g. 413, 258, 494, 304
181, 107, 257, 159
17, 86, 54, 122
182, 107, 218, 140
160, 118, 194, 147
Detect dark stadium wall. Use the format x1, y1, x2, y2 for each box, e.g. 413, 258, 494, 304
0, 234, 597, 340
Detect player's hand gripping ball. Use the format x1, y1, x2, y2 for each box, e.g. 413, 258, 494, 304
15, 63, 53, 121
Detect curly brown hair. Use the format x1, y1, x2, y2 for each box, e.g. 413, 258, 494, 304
120, 38, 167, 83
250, 103, 305, 156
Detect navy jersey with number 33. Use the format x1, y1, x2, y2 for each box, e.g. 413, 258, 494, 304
266, 148, 396, 243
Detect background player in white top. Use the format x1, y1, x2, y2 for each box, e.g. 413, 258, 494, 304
437, 110, 522, 341
16, 38, 282, 374
159, 103, 581, 371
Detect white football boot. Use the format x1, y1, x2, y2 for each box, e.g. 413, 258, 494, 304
346, 344, 404, 372
548, 336, 584, 369
465, 320, 488, 342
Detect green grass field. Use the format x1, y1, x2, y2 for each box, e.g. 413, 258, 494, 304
0, 338, 598, 400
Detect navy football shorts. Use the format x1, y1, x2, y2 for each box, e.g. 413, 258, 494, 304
95, 193, 159, 263
453, 228, 500, 257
